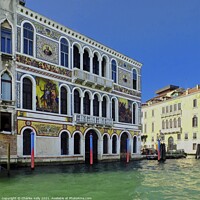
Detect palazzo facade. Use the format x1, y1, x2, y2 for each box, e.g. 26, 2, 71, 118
0, 0, 142, 164
142, 85, 200, 155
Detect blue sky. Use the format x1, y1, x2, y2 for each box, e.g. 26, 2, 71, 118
26, 0, 200, 102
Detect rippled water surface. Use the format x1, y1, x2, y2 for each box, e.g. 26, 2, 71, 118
0, 159, 200, 200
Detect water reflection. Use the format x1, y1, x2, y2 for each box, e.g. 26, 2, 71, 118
0, 159, 200, 200
138, 159, 200, 200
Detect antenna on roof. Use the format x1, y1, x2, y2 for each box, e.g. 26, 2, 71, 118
19, 0, 26, 6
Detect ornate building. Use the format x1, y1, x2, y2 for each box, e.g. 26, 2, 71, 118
0, 0, 142, 165
142, 85, 200, 155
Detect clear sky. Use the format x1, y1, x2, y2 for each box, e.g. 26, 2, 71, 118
26, 0, 200, 102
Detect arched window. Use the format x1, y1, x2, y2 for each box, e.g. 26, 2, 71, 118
162, 120, 165, 129
178, 117, 181, 128
61, 132, 69, 155
93, 53, 99, 75
133, 137, 137, 153
23, 78, 32, 109
133, 104, 136, 124
192, 115, 198, 127
74, 90, 80, 114
74, 133, 80, 154
174, 118, 177, 128
84, 92, 90, 115
93, 94, 99, 116
111, 60, 117, 83
23, 129, 32, 155
61, 87, 67, 115
102, 57, 106, 77
166, 120, 169, 129
103, 135, 108, 154
60, 38, 68, 67
112, 99, 116, 121
1, 21, 12, 54
23, 22, 34, 56
102, 96, 107, 118
132, 69, 137, 90
169, 119, 172, 128
1, 72, 12, 100
112, 135, 117, 154
83, 49, 90, 72
73, 45, 80, 68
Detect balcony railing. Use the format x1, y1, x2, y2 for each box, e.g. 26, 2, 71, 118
0, 100, 15, 106
161, 127, 182, 134
73, 68, 113, 90
74, 114, 113, 126
161, 110, 182, 118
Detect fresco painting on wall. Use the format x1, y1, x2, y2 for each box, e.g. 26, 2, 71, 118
36, 77, 59, 113
36, 35, 59, 64
43, 45, 52, 56
119, 98, 132, 123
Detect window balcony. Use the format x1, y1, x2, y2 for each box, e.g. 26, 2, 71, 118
161, 127, 182, 134
74, 114, 113, 126
73, 68, 113, 90
0, 100, 15, 107
74, 114, 95, 124
96, 76, 104, 87
161, 110, 182, 118
1, 52, 13, 61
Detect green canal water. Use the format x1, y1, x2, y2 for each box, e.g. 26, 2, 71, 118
0, 158, 200, 200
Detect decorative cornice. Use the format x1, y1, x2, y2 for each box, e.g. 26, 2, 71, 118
17, 5, 142, 68
16, 54, 72, 80
113, 85, 141, 98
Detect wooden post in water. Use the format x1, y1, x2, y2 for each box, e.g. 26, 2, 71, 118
7, 143, 10, 176
157, 139, 161, 161
31, 132, 35, 170
126, 138, 130, 163
90, 134, 93, 165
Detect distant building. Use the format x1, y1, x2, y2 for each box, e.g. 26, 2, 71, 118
0, 0, 142, 164
142, 85, 200, 155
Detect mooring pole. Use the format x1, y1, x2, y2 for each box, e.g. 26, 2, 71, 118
7, 143, 10, 176
157, 139, 161, 161
31, 132, 35, 170
90, 134, 93, 165
126, 138, 130, 163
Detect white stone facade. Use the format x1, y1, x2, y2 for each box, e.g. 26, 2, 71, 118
0, 0, 142, 164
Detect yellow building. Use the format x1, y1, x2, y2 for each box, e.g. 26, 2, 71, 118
142, 85, 200, 155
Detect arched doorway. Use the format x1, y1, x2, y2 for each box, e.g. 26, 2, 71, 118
85, 130, 98, 164
61, 132, 69, 155
168, 136, 174, 151
103, 135, 108, 154
74, 133, 81, 154
23, 129, 32, 155
120, 132, 128, 160
112, 135, 117, 154
133, 136, 137, 153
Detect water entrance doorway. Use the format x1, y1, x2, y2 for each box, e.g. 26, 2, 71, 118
168, 136, 175, 151
120, 132, 128, 161
85, 130, 98, 164
23, 129, 32, 155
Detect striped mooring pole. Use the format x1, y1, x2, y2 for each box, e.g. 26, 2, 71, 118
157, 139, 161, 161
31, 132, 35, 170
126, 138, 130, 163
90, 134, 93, 165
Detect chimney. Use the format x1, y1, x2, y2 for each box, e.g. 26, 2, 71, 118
19, 0, 26, 6
196, 84, 200, 90
186, 89, 189, 95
